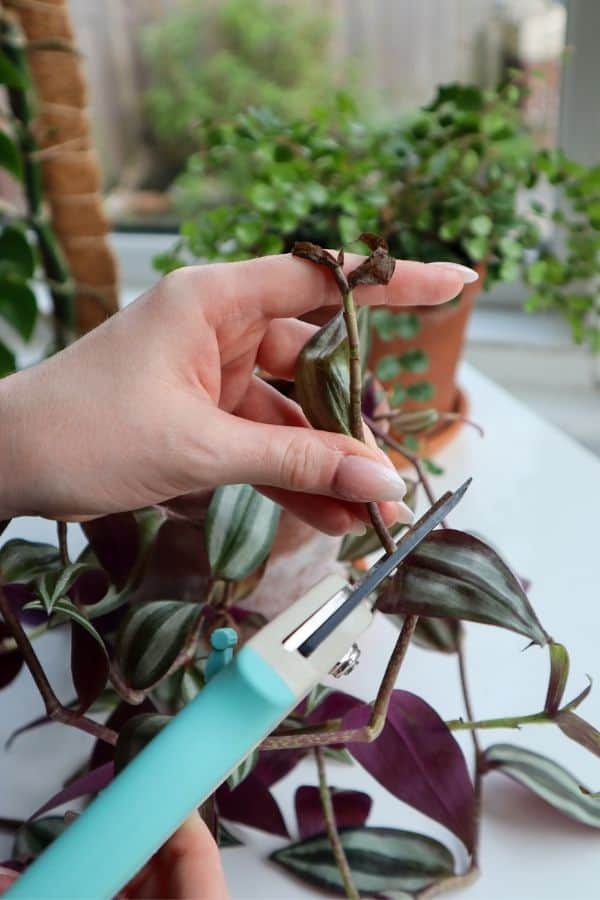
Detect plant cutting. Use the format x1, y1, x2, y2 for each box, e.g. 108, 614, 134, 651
158, 81, 600, 450
1, 237, 600, 899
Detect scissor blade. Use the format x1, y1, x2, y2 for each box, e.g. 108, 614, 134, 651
297, 478, 471, 657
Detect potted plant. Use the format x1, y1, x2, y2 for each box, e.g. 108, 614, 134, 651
2, 238, 600, 900
157, 82, 600, 453
1, 17, 600, 896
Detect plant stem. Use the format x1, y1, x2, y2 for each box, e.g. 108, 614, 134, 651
0, 584, 117, 745
57, 521, 70, 567
447, 711, 550, 732
315, 747, 359, 900
261, 616, 418, 751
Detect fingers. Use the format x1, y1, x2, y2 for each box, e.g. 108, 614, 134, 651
234, 379, 409, 533
207, 410, 414, 520
257, 317, 318, 379
259, 486, 404, 536
210, 253, 476, 322
159, 814, 229, 900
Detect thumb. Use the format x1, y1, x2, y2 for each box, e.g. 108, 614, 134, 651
209, 412, 408, 503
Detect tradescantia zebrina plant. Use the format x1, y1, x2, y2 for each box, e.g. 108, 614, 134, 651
2, 240, 600, 899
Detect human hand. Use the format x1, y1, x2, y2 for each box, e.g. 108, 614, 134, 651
0, 254, 474, 534
0, 814, 228, 899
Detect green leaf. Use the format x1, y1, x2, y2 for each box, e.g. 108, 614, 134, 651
151, 662, 205, 713
227, 749, 259, 790
0, 226, 36, 279
205, 484, 281, 581
423, 458, 444, 476
0, 341, 16, 376
14, 817, 67, 860
295, 310, 351, 436
462, 235, 488, 261
115, 713, 171, 773
0, 131, 22, 180
390, 383, 407, 406
469, 215, 493, 237
117, 600, 200, 690
0, 277, 37, 340
377, 529, 548, 645
544, 642, 569, 715
406, 381, 435, 402
23, 598, 106, 648
485, 744, 600, 827
0, 539, 60, 583
271, 827, 455, 895
399, 349, 429, 373
371, 310, 420, 341
36, 562, 96, 614
0, 51, 26, 88
376, 354, 403, 381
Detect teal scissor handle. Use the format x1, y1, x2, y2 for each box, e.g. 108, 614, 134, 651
6, 645, 295, 900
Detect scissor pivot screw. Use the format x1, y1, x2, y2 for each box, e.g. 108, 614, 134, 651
330, 643, 361, 678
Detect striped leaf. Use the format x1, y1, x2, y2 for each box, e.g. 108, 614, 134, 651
218, 823, 243, 847
485, 744, 600, 827
294, 310, 351, 436
377, 529, 547, 645
36, 563, 96, 614
14, 817, 67, 861
115, 713, 171, 773
271, 827, 454, 895
23, 598, 106, 649
392, 614, 460, 654
227, 748, 259, 790
205, 484, 280, 581
0, 539, 60, 584
117, 601, 200, 690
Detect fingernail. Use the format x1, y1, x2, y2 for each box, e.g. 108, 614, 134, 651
395, 501, 415, 525
348, 519, 368, 536
334, 456, 407, 502
429, 262, 479, 284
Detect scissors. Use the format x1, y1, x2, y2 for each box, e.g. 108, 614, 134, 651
7, 479, 470, 900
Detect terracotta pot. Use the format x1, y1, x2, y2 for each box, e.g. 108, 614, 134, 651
367, 275, 481, 418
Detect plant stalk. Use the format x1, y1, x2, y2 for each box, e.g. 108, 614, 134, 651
0, 583, 117, 745
315, 747, 359, 900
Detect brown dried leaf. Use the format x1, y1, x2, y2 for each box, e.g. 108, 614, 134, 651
357, 233, 389, 251
292, 242, 339, 270
348, 247, 396, 289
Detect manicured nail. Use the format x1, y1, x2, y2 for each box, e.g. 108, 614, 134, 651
429, 262, 479, 284
395, 501, 415, 525
334, 456, 407, 502
348, 519, 368, 536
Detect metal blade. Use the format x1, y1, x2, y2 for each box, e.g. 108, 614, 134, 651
296, 478, 471, 656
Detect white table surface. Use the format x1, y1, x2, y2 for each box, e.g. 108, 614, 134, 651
1, 362, 599, 899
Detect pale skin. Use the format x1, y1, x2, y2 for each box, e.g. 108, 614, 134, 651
0, 253, 475, 896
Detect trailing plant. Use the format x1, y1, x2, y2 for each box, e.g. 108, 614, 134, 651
2, 238, 600, 898
158, 81, 600, 352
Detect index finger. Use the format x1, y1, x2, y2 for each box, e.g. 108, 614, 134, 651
211, 253, 477, 321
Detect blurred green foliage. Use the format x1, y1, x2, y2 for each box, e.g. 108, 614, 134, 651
142, 0, 332, 171
157, 81, 600, 351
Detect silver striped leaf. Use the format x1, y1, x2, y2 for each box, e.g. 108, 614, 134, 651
377, 529, 548, 645
205, 484, 281, 581
116, 600, 200, 690
271, 826, 454, 895
485, 743, 600, 827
